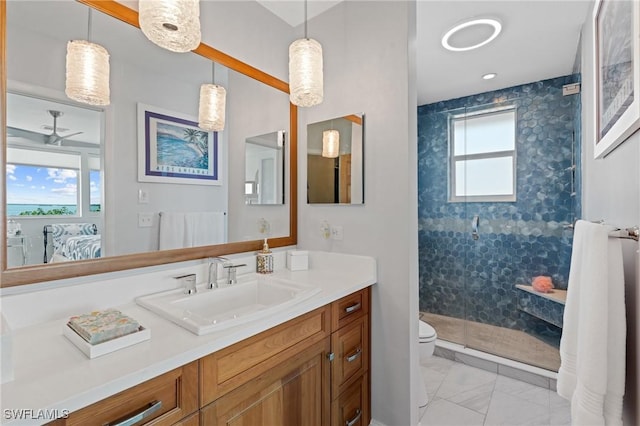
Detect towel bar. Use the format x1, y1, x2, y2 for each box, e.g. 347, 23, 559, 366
562, 221, 638, 242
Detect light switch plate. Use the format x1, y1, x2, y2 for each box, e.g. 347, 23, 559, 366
331, 225, 343, 241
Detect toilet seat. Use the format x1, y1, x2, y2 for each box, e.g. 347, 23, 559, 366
419, 320, 436, 342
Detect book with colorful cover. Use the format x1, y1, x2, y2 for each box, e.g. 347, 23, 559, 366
67, 309, 140, 345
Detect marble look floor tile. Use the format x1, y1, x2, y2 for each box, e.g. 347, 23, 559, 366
484, 390, 551, 426
446, 380, 495, 414
549, 391, 571, 425
494, 375, 550, 407
420, 398, 486, 426
421, 353, 457, 372
436, 363, 497, 399
421, 365, 447, 400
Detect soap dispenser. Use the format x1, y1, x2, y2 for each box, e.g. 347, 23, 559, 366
257, 238, 273, 274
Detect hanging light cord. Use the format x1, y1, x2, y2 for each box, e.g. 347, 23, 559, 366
211, 62, 215, 85
87, 8, 92, 41
304, 0, 308, 39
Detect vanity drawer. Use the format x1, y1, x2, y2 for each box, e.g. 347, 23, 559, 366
200, 305, 330, 406
331, 372, 369, 426
331, 287, 369, 331
331, 314, 369, 395
62, 361, 198, 426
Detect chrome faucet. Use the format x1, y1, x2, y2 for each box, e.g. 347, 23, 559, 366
207, 257, 229, 289
223, 263, 247, 285
176, 273, 197, 295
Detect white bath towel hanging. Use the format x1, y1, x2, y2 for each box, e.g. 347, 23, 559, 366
158, 212, 186, 250
184, 212, 226, 247
557, 220, 626, 425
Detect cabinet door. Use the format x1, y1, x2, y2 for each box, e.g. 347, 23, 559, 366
201, 339, 330, 426
200, 306, 330, 406
331, 314, 369, 396
332, 373, 369, 426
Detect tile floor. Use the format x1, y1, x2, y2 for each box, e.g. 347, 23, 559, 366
419, 355, 571, 426
421, 312, 561, 371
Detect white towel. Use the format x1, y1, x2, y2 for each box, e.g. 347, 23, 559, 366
557, 220, 626, 426
159, 212, 186, 250
184, 212, 226, 247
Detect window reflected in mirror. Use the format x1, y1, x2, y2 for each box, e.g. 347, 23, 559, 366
5, 91, 104, 267
307, 114, 364, 204
245, 130, 285, 205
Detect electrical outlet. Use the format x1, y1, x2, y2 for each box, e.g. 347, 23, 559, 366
330, 225, 343, 241
138, 212, 154, 227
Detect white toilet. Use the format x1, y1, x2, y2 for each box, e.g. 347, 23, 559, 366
418, 320, 437, 410
419, 320, 437, 363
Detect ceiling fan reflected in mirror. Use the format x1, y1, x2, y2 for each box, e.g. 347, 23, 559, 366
44, 110, 83, 146
7, 109, 96, 148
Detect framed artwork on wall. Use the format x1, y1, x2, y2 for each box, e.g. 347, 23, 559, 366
137, 103, 221, 185
593, 0, 640, 159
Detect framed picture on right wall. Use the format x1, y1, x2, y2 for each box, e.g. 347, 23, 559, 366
593, 0, 640, 159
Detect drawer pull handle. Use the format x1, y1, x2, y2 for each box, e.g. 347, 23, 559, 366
344, 302, 361, 314
346, 347, 362, 363
107, 400, 162, 426
345, 408, 362, 426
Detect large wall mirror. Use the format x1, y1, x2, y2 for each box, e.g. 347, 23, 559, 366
1, 1, 297, 287
307, 114, 364, 204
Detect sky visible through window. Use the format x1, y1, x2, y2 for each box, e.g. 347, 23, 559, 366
6, 164, 79, 215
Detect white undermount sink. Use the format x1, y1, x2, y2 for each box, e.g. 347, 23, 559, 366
136, 274, 321, 335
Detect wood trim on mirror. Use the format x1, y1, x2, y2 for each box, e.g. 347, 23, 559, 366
0, 0, 297, 288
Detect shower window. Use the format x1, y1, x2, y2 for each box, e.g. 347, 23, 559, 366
449, 106, 517, 202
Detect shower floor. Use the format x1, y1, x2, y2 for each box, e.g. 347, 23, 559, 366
420, 312, 561, 372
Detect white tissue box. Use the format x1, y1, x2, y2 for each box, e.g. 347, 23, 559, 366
287, 250, 309, 271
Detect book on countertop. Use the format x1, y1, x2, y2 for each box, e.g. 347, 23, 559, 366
67, 309, 141, 345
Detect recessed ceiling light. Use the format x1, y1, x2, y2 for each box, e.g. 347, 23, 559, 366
441, 18, 502, 52
482, 73, 497, 80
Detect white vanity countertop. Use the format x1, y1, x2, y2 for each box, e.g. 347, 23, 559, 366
0, 251, 376, 425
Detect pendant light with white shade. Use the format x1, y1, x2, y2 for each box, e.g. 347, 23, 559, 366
322, 120, 339, 158
199, 63, 226, 132
288, 0, 323, 107
65, 8, 110, 106
139, 0, 201, 53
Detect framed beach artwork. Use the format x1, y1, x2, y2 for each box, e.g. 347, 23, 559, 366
593, 0, 640, 159
137, 103, 221, 185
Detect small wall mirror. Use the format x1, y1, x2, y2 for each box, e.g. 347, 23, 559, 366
307, 114, 364, 204
245, 130, 285, 205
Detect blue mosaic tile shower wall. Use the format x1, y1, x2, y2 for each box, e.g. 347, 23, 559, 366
417, 75, 581, 348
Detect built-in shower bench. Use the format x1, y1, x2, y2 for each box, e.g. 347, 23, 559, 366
515, 284, 567, 328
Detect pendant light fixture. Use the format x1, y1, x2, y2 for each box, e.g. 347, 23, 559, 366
139, 0, 201, 53
199, 63, 226, 132
65, 8, 110, 106
288, 0, 323, 107
322, 128, 339, 158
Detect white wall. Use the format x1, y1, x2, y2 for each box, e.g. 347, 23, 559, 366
581, 12, 640, 426
297, 2, 418, 425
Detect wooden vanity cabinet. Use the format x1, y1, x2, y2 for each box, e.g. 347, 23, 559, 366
330, 287, 370, 426
51, 287, 371, 426
53, 361, 198, 426
200, 339, 331, 425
